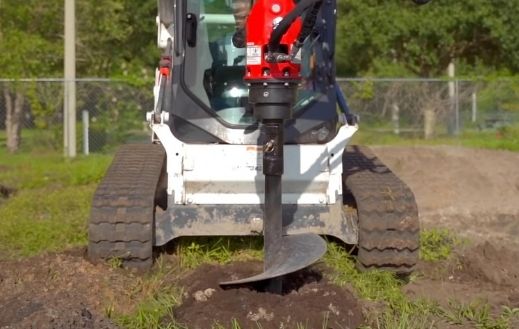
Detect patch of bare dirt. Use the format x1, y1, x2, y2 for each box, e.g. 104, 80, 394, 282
406, 241, 519, 307
170, 262, 363, 329
0, 249, 126, 329
373, 146, 519, 246
374, 146, 519, 321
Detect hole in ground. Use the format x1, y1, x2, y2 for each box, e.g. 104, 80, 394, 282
0, 184, 16, 199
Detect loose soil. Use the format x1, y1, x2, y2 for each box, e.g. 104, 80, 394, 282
1, 146, 518, 328
171, 263, 363, 329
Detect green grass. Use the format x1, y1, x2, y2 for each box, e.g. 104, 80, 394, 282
0, 128, 62, 153
0, 148, 112, 189
176, 236, 263, 269
0, 185, 96, 257
324, 231, 519, 329
351, 124, 519, 152
439, 301, 519, 329
113, 257, 185, 329
419, 228, 458, 262
0, 148, 112, 257
324, 242, 440, 329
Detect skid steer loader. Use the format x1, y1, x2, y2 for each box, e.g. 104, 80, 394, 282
88, 0, 428, 291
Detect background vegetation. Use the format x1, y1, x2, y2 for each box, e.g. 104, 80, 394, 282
1, 0, 519, 79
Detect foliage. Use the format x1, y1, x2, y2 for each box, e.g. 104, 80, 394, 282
0, 0, 63, 78
1, 1, 519, 80
75, 0, 158, 80
0, 0, 157, 80
476, 78, 519, 114
336, 0, 519, 77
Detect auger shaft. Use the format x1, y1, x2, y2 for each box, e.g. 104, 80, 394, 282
263, 120, 285, 293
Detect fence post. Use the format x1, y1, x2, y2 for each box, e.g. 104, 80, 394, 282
424, 106, 435, 139
472, 91, 477, 123
391, 103, 400, 135
455, 79, 460, 135
82, 110, 89, 155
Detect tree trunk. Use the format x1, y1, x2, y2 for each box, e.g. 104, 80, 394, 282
4, 87, 24, 153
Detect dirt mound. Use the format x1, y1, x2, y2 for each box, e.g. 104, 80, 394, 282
0, 249, 122, 329
406, 241, 519, 310
372, 146, 519, 215
170, 262, 363, 329
372, 146, 519, 245
0, 295, 117, 329
457, 241, 519, 287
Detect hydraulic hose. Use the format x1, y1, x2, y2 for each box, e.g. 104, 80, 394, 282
297, 0, 322, 46
289, 0, 322, 58
268, 0, 322, 51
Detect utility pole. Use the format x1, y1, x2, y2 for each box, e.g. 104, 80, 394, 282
64, 0, 76, 157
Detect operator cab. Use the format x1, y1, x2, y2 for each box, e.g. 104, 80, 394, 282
158, 0, 341, 144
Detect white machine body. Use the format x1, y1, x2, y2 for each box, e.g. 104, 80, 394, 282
149, 104, 358, 207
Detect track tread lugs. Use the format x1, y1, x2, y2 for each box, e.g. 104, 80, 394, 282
88, 144, 165, 269
343, 145, 420, 275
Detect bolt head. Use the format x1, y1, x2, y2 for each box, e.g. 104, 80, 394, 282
271, 4, 281, 13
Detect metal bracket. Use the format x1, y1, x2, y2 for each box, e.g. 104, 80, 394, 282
147, 110, 185, 204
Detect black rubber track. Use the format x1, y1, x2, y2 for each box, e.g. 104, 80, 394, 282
343, 145, 420, 275
88, 144, 166, 270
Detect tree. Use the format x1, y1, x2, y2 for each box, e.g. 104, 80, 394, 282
0, 0, 62, 152
335, 0, 519, 77
0, 0, 158, 152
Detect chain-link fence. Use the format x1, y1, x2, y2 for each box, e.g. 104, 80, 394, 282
0, 79, 152, 154
1, 78, 518, 154
337, 78, 519, 139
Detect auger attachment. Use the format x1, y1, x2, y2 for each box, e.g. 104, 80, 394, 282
219, 0, 328, 292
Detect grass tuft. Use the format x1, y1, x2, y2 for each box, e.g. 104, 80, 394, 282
439, 301, 519, 329
324, 242, 439, 329
113, 256, 185, 329
176, 236, 263, 269
420, 228, 458, 262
